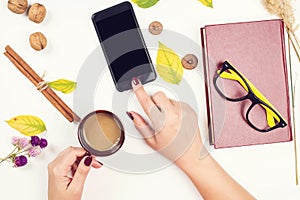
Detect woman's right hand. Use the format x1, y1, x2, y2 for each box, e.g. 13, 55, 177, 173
128, 78, 255, 200
127, 78, 206, 169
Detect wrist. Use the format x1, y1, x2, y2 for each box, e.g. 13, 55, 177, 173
175, 152, 212, 175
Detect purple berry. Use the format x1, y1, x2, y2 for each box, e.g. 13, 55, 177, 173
14, 155, 27, 167
39, 138, 48, 149
30, 136, 40, 146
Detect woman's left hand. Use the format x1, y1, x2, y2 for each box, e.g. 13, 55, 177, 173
48, 146, 102, 200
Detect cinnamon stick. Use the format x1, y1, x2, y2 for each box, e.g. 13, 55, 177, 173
4, 51, 38, 86
4, 45, 80, 123
4, 50, 73, 122
5, 46, 42, 84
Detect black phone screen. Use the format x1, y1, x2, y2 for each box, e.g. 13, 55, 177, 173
93, 4, 155, 91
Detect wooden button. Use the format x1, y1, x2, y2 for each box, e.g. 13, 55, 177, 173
149, 21, 163, 35
181, 54, 198, 70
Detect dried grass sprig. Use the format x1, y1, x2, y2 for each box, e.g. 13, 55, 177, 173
263, 0, 300, 185
264, 0, 300, 62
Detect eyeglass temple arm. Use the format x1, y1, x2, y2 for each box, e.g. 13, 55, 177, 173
218, 70, 281, 127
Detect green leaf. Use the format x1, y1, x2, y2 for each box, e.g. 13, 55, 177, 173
198, 0, 213, 8
156, 42, 184, 84
48, 79, 77, 94
6, 115, 46, 136
131, 0, 159, 8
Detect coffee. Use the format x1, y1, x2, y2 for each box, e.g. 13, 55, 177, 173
78, 110, 124, 156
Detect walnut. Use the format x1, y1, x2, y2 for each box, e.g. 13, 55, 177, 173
28, 3, 46, 23
29, 32, 47, 51
7, 0, 28, 14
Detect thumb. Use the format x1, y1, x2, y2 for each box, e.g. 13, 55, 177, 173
69, 156, 92, 193
127, 111, 156, 145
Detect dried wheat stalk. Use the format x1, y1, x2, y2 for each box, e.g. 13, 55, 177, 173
264, 0, 300, 185
264, 0, 300, 62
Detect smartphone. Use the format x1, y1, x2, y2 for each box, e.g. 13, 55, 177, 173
92, 1, 156, 92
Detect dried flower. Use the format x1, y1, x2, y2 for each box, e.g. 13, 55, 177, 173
12, 136, 30, 149
263, 0, 300, 62
264, 0, 300, 185
30, 136, 40, 146
11, 136, 19, 145
1, 136, 48, 168
263, 0, 294, 30
39, 138, 48, 148
14, 155, 27, 167
18, 137, 30, 148
28, 147, 41, 157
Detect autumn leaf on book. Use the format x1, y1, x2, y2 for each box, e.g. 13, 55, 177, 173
131, 0, 159, 8
48, 79, 77, 94
6, 115, 46, 136
198, 0, 213, 8
156, 42, 184, 84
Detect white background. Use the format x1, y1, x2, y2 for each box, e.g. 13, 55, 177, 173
0, 0, 300, 199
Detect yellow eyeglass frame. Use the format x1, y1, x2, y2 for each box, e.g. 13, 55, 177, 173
213, 61, 287, 132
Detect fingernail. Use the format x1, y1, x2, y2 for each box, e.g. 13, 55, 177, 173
97, 160, 103, 165
126, 111, 134, 120
132, 77, 140, 86
84, 156, 92, 166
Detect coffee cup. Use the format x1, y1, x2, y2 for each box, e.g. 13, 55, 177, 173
77, 110, 125, 156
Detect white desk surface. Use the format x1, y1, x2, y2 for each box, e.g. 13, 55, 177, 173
1, 0, 300, 199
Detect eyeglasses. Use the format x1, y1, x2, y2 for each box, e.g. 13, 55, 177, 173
213, 61, 287, 132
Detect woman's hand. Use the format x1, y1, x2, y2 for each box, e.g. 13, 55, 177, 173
48, 147, 102, 200
127, 78, 206, 168
128, 78, 254, 200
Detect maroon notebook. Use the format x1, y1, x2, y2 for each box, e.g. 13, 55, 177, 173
201, 19, 292, 148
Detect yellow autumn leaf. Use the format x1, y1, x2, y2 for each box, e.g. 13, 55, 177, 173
156, 42, 184, 84
198, 0, 213, 8
6, 115, 46, 136
48, 79, 77, 94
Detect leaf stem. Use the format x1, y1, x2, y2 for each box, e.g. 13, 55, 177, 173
0, 146, 18, 165
292, 32, 300, 50
287, 29, 300, 63
16, 146, 31, 155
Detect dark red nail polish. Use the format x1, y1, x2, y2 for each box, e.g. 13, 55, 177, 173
84, 156, 92, 166
132, 77, 139, 86
126, 111, 134, 120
